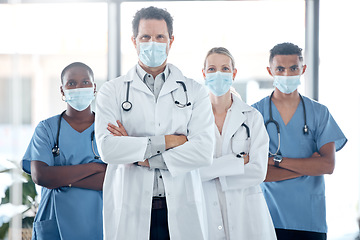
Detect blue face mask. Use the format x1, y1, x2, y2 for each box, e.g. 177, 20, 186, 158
138, 41, 168, 68
273, 75, 301, 94
64, 87, 95, 111
205, 71, 233, 96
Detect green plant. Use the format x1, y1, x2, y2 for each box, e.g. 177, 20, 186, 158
0, 172, 37, 239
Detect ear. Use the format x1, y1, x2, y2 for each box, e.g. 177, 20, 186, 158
202, 69, 206, 79
131, 36, 137, 49
301, 64, 307, 75
267, 66, 273, 77
232, 68, 238, 80
93, 83, 97, 93
60, 85, 64, 96
169, 35, 174, 49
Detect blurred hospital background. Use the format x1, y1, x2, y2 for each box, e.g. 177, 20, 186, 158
0, 0, 359, 239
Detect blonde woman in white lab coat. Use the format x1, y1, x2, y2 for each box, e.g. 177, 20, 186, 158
200, 47, 277, 240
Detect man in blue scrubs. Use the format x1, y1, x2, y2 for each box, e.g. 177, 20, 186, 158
253, 42, 347, 240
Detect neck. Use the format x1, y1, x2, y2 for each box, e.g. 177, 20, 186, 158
273, 88, 300, 102
139, 61, 167, 78
65, 105, 94, 122
210, 91, 232, 114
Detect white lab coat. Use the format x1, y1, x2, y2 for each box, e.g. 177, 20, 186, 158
95, 64, 214, 240
200, 94, 277, 240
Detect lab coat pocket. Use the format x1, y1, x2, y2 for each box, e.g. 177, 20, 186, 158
33, 219, 61, 240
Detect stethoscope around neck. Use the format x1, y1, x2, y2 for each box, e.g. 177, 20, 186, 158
265, 91, 308, 156
121, 80, 191, 111
52, 110, 101, 160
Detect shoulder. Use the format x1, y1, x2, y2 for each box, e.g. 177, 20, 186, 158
99, 76, 125, 93
169, 63, 207, 93
251, 96, 269, 113
235, 96, 264, 121
38, 115, 60, 129
33, 114, 61, 138
302, 95, 330, 114
98, 65, 137, 93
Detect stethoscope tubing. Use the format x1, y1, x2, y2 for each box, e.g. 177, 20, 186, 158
121, 80, 191, 111
266, 91, 308, 156
52, 111, 100, 159
231, 122, 250, 158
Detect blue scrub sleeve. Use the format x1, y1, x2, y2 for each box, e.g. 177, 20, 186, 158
315, 105, 347, 152
22, 121, 56, 174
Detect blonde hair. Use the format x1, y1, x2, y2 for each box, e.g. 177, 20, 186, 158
203, 47, 235, 70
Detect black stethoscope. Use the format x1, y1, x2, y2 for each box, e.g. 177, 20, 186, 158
265, 91, 308, 156
121, 80, 191, 111
231, 122, 250, 158
52, 110, 101, 160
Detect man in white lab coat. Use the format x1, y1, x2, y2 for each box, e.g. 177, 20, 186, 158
95, 6, 214, 240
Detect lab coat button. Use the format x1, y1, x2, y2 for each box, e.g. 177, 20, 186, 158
218, 226, 223, 230
213, 202, 217, 206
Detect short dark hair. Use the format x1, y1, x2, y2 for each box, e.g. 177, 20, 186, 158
60, 62, 94, 84
132, 6, 173, 38
269, 42, 303, 63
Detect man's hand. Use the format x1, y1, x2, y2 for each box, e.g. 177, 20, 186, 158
107, 120, 128, 136
165, 135, 188, 150
137, 159, 150, 167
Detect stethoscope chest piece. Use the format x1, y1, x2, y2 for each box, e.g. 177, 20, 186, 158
122, 101, 132, 111
52, 145, 60, 156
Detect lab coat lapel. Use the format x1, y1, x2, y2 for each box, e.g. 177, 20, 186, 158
124, 65, 153, 96
223, 94, 252, 145
158, 64, 183, 98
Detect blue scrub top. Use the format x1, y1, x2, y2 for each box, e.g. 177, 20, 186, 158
253, 95, 347, 233
22, 114, 104, 240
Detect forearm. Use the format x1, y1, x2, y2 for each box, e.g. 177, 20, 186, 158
273, 142, 336, 176
31, 161, 104, 189
279, 156, 334, 176
200, 154, 244, 182
71, 172, 106, 191
264, 165, 303, 182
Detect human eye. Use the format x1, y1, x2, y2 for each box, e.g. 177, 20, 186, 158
276, 67, 284, 72
83, 79, 90, 84
222, 66, 230, 71
156, 34, 167, 42
140, 35, 151, 41
66, 81, 76, 87
207, 67, 216, 72
291, 66, 299, 72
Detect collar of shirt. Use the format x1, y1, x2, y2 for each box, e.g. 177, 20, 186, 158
136, 64, 170, 85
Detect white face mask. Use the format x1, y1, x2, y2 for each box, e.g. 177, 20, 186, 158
138, 41, 168, 68
205, 71, 233, 96
273, 75, 301, 94
63, 87, 95, 111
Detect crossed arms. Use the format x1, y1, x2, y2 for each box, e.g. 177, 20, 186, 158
265, 142, 335, 182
